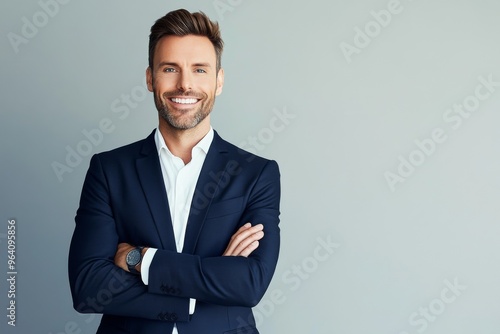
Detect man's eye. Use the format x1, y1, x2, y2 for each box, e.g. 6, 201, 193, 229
164, 68, 175, 73
195, 69, 207, 73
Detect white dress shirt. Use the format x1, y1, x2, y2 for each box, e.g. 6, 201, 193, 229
140, 126, 214, 333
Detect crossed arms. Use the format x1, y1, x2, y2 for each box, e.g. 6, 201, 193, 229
68, 152, 281, 321
114, 222, 265, 273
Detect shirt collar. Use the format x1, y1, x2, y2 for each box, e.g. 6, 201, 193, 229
154, 126, 214, 158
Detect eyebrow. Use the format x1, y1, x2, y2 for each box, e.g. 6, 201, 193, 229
157, 61, 212, 69
193, 62, 212, 68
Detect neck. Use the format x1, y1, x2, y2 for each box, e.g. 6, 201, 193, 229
158, 118, 210, 164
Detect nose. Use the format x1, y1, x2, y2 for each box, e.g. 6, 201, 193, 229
177, 71, 192, 92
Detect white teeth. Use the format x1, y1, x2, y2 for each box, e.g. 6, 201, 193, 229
171, 98, 198, 104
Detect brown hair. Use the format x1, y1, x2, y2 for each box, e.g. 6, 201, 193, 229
148, 9, 224, 71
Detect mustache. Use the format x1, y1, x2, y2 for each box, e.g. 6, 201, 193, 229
162, 90, 206, 99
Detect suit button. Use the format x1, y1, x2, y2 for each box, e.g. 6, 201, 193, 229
158, 312, 172, 321
170, 313, 178, 321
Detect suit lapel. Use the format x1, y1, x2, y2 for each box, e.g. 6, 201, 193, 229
135, 131, 177, 251
182, 131, 230, 254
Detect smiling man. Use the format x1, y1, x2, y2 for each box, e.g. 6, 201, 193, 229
152, 34, 220, 133
68, 9, 281, 334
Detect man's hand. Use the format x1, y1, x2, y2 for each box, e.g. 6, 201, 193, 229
114, 223, 262, 270
223, 223, 264, 257
114, 243, 148, 273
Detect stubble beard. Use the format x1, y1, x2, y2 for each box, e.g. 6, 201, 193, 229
155, 90, 215, 130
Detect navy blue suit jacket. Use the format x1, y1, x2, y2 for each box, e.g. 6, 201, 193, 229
68, 129, 281, 334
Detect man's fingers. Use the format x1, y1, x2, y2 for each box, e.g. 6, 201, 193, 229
230, 230, 264, 256
223, 223, 264, 256
231, 224, 263, 244
223, 223, 253, 255
238, 240, 259, 257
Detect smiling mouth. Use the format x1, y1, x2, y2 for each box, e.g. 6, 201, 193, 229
169, 97, 200, 105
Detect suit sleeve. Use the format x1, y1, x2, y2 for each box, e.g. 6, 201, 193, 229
147, 160, 281, 307
68, 154, 190, 321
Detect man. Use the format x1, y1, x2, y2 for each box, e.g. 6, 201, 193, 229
68, 8, 281, 334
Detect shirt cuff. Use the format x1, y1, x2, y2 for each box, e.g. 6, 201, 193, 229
140, 248, 157, 285
189, 299, 196, 315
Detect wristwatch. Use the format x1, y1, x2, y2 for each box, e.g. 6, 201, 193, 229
126, 246, 144, 275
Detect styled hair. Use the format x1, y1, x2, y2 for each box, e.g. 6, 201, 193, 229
148, 9, 224, 71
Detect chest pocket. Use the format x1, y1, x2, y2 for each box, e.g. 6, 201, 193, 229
205, 196, 244, 219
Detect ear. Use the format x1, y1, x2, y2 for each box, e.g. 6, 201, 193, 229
215, 68, 224, 96
146, 67, 153, 92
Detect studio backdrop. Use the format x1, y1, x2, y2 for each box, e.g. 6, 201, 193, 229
1, 0, 500, 333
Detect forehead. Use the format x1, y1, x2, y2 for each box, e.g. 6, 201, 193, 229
153, 35, 216, 67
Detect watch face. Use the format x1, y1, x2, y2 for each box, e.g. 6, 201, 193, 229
126, 249, 141, 266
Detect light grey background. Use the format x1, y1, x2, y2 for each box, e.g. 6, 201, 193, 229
1, 0, 500, 333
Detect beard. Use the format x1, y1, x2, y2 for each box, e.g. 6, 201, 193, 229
154, 89, 215, 130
